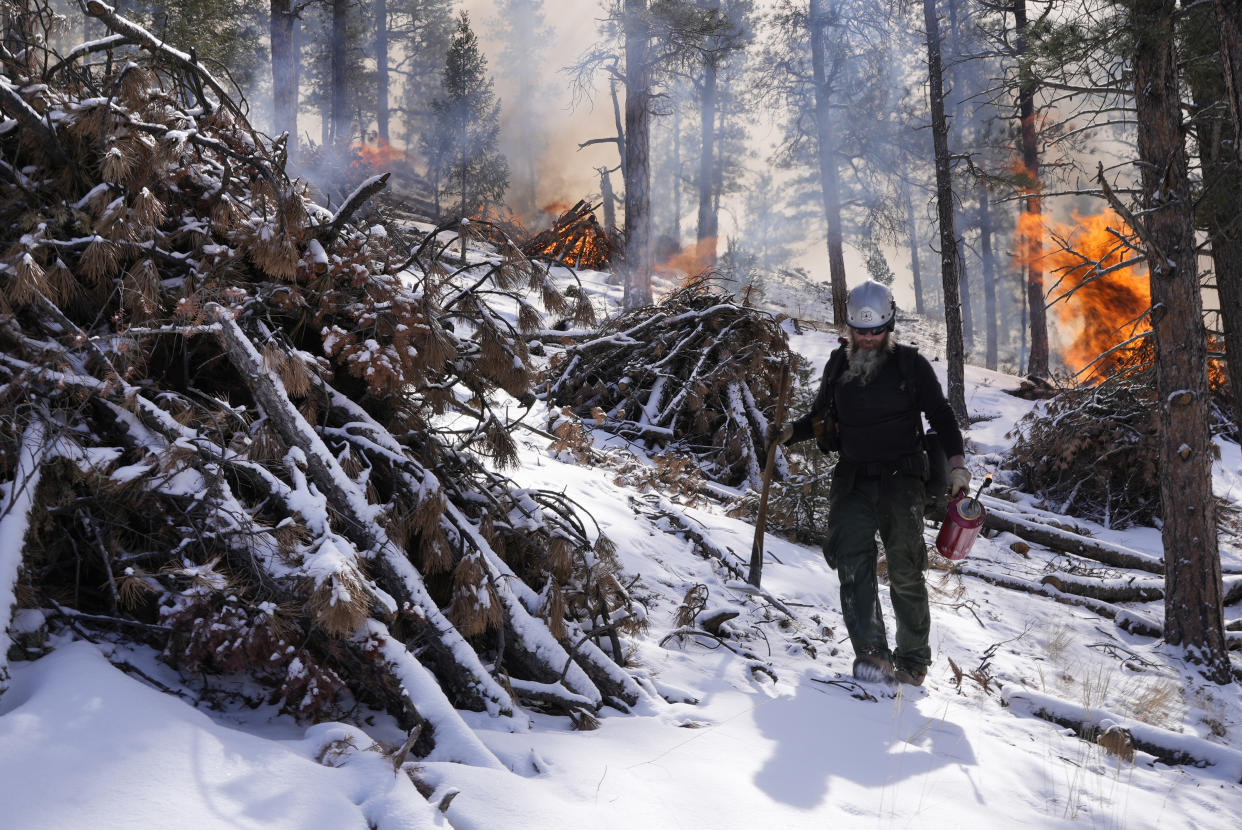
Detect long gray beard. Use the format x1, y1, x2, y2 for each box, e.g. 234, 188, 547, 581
842, 339, 892, 386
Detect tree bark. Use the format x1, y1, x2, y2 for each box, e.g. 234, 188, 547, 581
330, 0, 351, 153
623, 0, 653, 309
923, 0, 968, 421
809, 0, 849, 327
903, 179, 926, 315
1130, 0, 1230, 683
1014, 0, 1049, 377
270, 0, 297, 158
696, 46, 719, 268
1186, 1, 1242, 441
1216, 0, 1242, 157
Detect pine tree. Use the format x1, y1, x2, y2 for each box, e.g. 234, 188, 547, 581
421, 11, 509, 219
1125, 0, 1230, 685
385, 0, 456, 155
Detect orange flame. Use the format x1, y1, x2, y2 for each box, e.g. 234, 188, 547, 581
349, 138, 408, 171
654, 237, 718, 288
1041, 209, 1150, 380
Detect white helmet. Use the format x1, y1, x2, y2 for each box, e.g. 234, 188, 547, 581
846, 280, 895, 330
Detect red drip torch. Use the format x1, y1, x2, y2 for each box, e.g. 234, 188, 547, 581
936, 474, 992, 561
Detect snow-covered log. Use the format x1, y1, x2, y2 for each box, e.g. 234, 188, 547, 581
0, 418, 48, 693
1039, 571, 1165, 603
983, 505, 1165, 574
1006, 688, 1242, 781
956, 563, 1162, 638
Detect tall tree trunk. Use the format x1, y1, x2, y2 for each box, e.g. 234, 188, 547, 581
696, 57, 719, 268
1186, 1, 1242, 441
610, 77, 626, 181
600, 166, 617, 231
270, 0, 297, 160
978, 183, 999, 370
1014, 0, 1049, 377
1216, 0, 1242, 156
809, 0, 848, 326
902, 180, 926, 315
623, 0, 653, 309
945, 0, 974, 351
1129, 0, 1229, 683
331, 0, 350, 153
375, 0, 389, 143
672, 103, 682, 242
923, 0, 967, 421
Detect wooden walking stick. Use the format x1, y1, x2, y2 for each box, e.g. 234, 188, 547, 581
748, 359, 790, 588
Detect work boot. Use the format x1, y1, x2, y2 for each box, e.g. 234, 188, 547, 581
852, 652, 895, 685
893, 663, 927, 687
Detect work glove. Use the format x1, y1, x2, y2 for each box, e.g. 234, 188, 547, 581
769, 423, 794, 447
949, 466, 971, 498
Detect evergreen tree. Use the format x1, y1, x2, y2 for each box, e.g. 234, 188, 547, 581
116, 1, 266, 90
390, 0, 456, 157
421, 11, 509, 218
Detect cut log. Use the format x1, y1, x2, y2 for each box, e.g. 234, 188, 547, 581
957, 563, 1162, 638
1225, 575, 1242, 606
1006, 688, 1242, 780
0, 418, 49, 694
983, 505, 1165, 574
1039, 572, 1164, 603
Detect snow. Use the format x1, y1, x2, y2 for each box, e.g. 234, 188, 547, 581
4, 266, 1242, 828
0, 643, 442, 830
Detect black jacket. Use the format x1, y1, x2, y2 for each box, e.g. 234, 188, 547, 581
788, 343, 964, 465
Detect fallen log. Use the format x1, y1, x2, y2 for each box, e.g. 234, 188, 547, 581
956, 563, 1162, 638
1005, 688, 1242, 781
983, 505, 1164, 574
0, 418, 49, 694
1225, 576, 1242, 606
1039, 571, 1164, 603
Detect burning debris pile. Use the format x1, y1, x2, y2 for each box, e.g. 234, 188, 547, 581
542, 283, 793, 490
1006, 208, 1234, 528
0, 0, 647, 762
521, 200, 619, 271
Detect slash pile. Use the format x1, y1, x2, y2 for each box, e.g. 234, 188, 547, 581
0, 0, 646, 765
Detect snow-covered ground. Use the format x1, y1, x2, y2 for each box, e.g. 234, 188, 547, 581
3, 266, 1241, 829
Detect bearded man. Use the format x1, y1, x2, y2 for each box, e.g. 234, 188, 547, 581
776, 281, 970, 686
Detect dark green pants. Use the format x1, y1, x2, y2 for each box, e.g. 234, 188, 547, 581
825, 466, 931, 669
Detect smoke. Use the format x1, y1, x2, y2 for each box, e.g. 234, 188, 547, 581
463, 0, 622, 225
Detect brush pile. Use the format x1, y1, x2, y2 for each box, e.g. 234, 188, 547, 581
0, 1, 648, 765
1005, 345, 1233, 529
542, 283, 794, 489
521, 199, 619, 271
